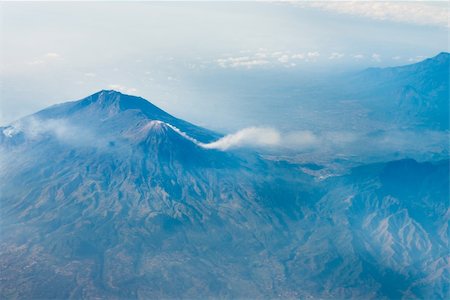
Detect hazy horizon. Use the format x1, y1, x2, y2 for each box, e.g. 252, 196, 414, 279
1, 1, 448, 128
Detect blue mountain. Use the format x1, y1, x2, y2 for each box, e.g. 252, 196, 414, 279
37, 90, 220, 142
349, 52, 450, 129
0, 90, 448, 299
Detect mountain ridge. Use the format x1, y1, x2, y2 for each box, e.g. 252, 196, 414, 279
24, 90, 221, 144
0, 91, 448, 298
361, 51, 449, 74
0, 54, 449, 298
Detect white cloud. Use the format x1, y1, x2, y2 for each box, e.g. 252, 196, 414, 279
27, 52, 61, 66
84, 72, 96, 77
353, 54, 364, 59
3, 117, 102, 148
371, 53, 381, 62
284, 130, 319, 148
135, 122, 446, 158
298, 1, 448, 27
45, 52, 60, 58
278, 54, 290, 63
271, 51, 284, 57
307, 51, 320, 58
217, 56, 270, 68
329, 52, 344, 60
27, 59, 45, 65
200, 127, 354, 151
392, 56, 401, 60
202, 127, 281, 150
214, 48, 326, 69
198, 126, 448, 157
108, 84, 138, 94
135, 122, 318, 151
408, 55, 425, 62
292, 53, 305, 59
255, 52, 268, 58
216, 49, 324, 69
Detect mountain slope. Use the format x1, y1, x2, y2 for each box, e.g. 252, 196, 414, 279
181, 52, 449, 134
0, 91, 314, 298
348, 52, 450, 129
23, 90, 219, 143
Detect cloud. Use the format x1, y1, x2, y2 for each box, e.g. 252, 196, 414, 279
217, 56, 270, 68
255, 52, 268, 58
371, 53, 381, 62
292, 53, 305, 59
108, 84, 138, 94
278, 54, 290, 63
141, 123, 319, 151
284, 130, 319, 148
329, 52, 344, 60
298, 1, 448, 27
196, 126, 366, 152
271, 51, 285, 57
197, 126, 448, 163
307, 51, 320, 58
27, 60, 45, 65
197, 126, 382, 153
2, 117, 102, 148
215, 49, 325, 68
27, 52, 62, 66
45, 52, 60, 58
198, 127, 329, 151
353, 54, 364, 59
408, 55, 425, 62
84, 72, 96, 77
202, 127, 281, 150
197, 126, 447, 165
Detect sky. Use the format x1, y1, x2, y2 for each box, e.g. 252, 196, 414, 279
0, 1, 448, 128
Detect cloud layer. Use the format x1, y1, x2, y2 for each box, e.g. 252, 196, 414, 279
201, 127, 344, 151
198, 126, 448, 159
299, 1, 448, 27
3, 117, 103, 148
202, 127, 282, 150
3, 119, 447, 163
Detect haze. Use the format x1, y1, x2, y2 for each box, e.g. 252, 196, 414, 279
0, 1, 448, 130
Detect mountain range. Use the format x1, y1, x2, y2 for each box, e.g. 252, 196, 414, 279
197, 52, 449, 132
0, 55, 449, 299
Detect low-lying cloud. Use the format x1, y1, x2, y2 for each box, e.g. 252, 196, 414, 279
3, 119, 447, 162
200, 127, 325, 151
202, 127, 282, 150
199, 126, 449, 160
2, 117, 103, 148
298, 1, 448, 28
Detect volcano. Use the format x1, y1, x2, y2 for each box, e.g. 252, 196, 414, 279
0, 90, 448, 299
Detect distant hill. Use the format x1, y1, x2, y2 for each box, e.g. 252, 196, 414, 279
348, 52, 449, 129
